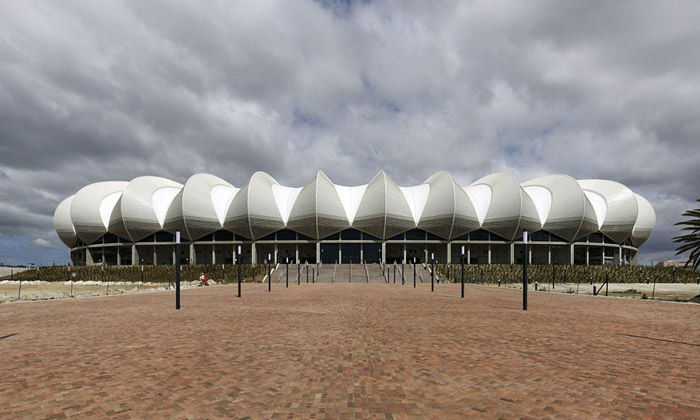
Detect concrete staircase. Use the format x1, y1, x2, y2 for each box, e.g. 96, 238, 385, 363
274, 262, 432, 284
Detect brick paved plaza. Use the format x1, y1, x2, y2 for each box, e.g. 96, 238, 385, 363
1, 283, 699, 419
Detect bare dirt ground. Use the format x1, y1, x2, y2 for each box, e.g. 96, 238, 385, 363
0, 280, 202, 304
1, 279, 699, 304
490, 282, 700, 301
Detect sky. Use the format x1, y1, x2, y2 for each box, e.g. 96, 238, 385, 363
1, 0, 699, 266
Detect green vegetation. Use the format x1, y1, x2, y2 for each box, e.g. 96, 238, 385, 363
673, 199, 700, 270
435, 263, 699, 284
0, 264, 269, 284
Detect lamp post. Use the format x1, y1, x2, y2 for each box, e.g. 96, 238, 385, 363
286, 257, 289, 288
461, 246, 465, 299
431, 252, 434, 292
393, 262, 396, 284
297, 260, 300, 285
523, 231, 528, 311
237, 245, 242, 298
267, 253, 271, 292
175, 231, 181, 310
413, 257, 416, 288
552, 247, 556, 289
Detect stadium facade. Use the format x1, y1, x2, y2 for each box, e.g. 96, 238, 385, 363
53, 171, 656, 267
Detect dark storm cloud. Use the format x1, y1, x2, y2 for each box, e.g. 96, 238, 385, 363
0, 0, 698, 265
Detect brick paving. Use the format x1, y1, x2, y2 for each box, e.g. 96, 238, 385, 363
1, 283, 699, 419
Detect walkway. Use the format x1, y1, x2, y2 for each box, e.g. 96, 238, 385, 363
1, 283, 699, 418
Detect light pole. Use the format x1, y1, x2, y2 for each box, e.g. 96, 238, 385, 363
413, 257, 416, 288
237, 245, 242, 298
431, 252, 434, 292
175, 231, 181, 310
461, 246, 465, 299
552, 247, 556, 289
286, 257, 289, 288
523, 231, 528, 311
267, 253, 271, 292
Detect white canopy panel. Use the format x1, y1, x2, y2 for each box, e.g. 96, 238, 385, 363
56, 171, 655, 249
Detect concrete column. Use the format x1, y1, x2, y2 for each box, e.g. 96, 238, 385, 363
190, 243, 196, 264
528, 246, 532, 265
117, 248, 121, 266
548, 246, 552, 265
315, 242, 320, 263
510, 243, 515, 264
424, 247, 428, 263
360, 245, 364, 263
446, 243, 451, 264
153, 245, 157, 266
586, 246, 590, 266
338, 246, 342, 264
467, 245, 471, 265
211, 245, 215, 264
381, 242, 386, 264
173, 245, 177, 266
602, 247, 606, 266
616, 245, 622, 265
86, 248, 94, 265
487, 244, 492, 265
403, 243, 407, 263
274, 243, 278, 264
569, 243, 575, 265
131, 245, 137, 266
251, 243, 257, 265
295, 244, 299, 264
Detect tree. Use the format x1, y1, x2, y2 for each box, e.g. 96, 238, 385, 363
673, 199, 700, 270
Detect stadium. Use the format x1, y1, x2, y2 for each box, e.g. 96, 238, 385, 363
53, 171, 656, 267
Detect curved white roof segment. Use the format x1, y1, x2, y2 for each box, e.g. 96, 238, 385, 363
182, 173, 239, 241
631, 194, 656, 247
469, 173, 539, 240
418, 171, 479, 239
224, 172, 285, 240
578, 180, 638, 244
56, 171, 655, 248
53, 195, 77, 247
521, 174, 598, 241
121, 176, 185, 242
353, 171, 415, 239
287, 171, 349, 239
70, 181, 129, 244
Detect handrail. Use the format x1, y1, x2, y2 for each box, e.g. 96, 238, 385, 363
276, 264, 287, 283
364, 261, 370, 283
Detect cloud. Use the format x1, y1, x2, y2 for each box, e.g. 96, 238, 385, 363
0, 0, 698, 265
32, 238, 58, 249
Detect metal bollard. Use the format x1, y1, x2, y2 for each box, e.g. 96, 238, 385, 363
535, 281, 538, 291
